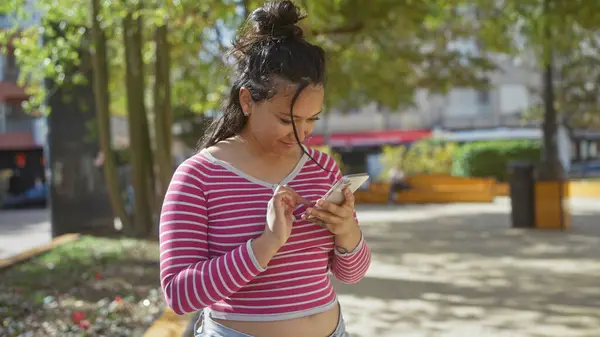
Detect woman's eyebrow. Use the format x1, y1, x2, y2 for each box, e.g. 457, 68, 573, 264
278, 110, 322, 118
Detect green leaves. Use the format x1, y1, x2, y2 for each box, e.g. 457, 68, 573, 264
377, 140, 459, 181
451, 140, 542, 182
4, 0, 597, 124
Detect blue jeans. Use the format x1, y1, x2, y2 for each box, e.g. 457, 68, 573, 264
195, 309, 350, 337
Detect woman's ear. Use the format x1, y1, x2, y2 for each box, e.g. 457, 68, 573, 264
239, 87, 252, 116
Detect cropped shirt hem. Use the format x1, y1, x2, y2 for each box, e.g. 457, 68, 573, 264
205, 296, 339, 322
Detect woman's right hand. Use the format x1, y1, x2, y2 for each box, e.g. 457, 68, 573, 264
264, 185, 310, 248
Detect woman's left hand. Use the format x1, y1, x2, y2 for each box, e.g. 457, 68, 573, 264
302, 187, 358, 236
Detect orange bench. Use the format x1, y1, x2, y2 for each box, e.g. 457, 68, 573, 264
355, 174, 496, 204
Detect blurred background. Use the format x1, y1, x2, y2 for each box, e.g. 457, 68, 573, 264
1, 0, 599, 336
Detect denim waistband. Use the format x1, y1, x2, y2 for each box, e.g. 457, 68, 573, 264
194, 308, 348, 337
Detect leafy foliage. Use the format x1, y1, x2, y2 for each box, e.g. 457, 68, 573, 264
378, 139, 459, 180
403, 139, 460, 176
523, 39, 600, 130
4, 0, 600, 120
377, 144, 406, 181
451, 140, 542, 182
470, 0, 600, 180
1, 0, 504, 117
302, 0, 498, 110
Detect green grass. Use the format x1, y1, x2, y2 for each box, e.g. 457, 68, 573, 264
0, 235, 164, 337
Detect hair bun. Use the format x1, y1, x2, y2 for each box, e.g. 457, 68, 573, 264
250, 0, 306, 40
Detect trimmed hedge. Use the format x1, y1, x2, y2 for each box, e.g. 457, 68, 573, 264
451, 140, 542, 182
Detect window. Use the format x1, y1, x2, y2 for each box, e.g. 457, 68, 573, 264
590, 142, 598, 159
445, 89, 479, 116
477, 89, 490, 105
499, 84, 530, 114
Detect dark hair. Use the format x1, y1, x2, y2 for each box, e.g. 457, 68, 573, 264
199, 0, 329, 169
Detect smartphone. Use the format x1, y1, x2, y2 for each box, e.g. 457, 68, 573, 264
304, 173, 369, 226
321, 173, 370, 205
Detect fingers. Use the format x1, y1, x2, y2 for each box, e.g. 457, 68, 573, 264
304, 207, 343, 225
272, 185, 355, 229
315, 198, 353, 218
306, 215, 327, 228
273, 185, 311, 207
340, 187, 355, 209
288, 188, 311, 206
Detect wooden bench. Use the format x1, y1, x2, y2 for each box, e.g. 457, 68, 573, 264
354, 174, 496, 204
494, 183, 509, 196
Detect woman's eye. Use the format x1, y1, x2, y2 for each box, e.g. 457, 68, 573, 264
309, 117, 321, 122
280, 119, 293, 124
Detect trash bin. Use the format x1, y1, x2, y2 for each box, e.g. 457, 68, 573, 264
509, 161, 535, 228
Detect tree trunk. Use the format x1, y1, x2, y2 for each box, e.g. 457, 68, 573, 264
538, 0, 565, 181
123, 9, 155, 237
89, 0, 131, 232
153, 23, 173, 205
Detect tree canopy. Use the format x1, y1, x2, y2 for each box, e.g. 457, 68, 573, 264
470, 0, 600, 129
1, 0, 505, 116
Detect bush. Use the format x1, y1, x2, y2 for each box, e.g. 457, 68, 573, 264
377, 139, 459, 181
403, 139, 460, 176
451, 140, 542, 182
377, 144, 407, 181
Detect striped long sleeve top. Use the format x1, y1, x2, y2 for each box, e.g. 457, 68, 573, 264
159, 147, 371, 321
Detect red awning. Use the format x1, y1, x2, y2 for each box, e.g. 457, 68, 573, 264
0, 132, 39, 151
304, 129, 432, 147
304, 134, 326, 146
0, 81, 29, 104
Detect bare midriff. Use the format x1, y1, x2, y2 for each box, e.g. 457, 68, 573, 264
213, 302, 340, 337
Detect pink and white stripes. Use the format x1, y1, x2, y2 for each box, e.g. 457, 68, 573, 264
159, 148, 371, 320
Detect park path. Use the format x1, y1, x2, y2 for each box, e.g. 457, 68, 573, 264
2, 199, 600, 336
337, 197, 600, 337
0, 208, 51, 260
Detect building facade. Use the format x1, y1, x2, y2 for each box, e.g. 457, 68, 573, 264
0, 39, 41, 149
313, 57, 541, 135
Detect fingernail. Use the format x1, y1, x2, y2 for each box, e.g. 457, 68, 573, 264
316, 200, 323, 206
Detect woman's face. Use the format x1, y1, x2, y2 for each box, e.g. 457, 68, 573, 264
239, 83, 324, 156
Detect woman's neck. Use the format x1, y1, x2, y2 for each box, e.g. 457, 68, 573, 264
233, 131, 300, 162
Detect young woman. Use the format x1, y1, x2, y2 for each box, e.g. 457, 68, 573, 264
159, 1, 371, 336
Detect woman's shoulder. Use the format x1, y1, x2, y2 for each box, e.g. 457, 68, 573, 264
201, 139, 241, 163
173, 150, 222, 181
